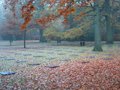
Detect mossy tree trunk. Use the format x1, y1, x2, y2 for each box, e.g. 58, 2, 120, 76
93, 0, 103, 51
105, 0, 114, 44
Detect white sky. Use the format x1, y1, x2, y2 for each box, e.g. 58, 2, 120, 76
0, 0, 4, 4
0, 0, 5, 21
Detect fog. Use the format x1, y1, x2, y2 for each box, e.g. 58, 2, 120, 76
0, 0, 5, 21
0, 0, 9, 40
0, 0, 6, 27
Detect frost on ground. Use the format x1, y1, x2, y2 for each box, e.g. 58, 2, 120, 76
0, 41, 120, 90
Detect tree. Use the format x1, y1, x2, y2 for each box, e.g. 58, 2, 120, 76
20, 0, 35, 48
93, 0, 103, 51
36, 0, 103, 51
104, 0, 113, 44
110, 0, 120, 42
2, 3, 23, 45
44, 25, 64, 44
6, 0, 118, 52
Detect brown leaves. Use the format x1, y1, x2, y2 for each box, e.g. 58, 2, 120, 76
0, 46, 120, 90
36, 0, 96, 26
20, 0, 35, 30
36, 14, 57, 27
59, 0, 74, 6
58, 7, 76, 17
3, 59, 119, 90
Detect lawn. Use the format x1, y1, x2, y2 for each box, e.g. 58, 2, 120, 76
0, 41, 120, 90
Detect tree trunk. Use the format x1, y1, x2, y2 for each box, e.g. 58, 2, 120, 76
23, 30, 26, 48
106, 16, 113, 44
39, 29, 44, 42
93, 0, 103, 51
57, 39, 61, 45
9, 40, 12, 46
9, 35, 13, 46
105, 0, 114, 44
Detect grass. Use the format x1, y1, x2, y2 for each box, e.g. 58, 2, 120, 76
0, 41, 120, 89
0, 41, 119, 71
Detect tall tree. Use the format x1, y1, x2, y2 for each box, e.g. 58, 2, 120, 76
93, 0, 103, 51
104, 0, 114, 44
20, 0, 35, 48
33, 1, 46, 42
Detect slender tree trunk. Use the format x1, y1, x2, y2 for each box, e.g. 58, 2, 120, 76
93, 0, 103, 51
9, 40, 12, 46
105, 0, 114, 44
23, 30, 26, 48
9, 35, 13, 46
39, 29, 44, 42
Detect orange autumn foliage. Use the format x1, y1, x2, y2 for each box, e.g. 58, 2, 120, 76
36, 14, 57, 27
59, 0, 74, 6
20, 0, 35, 30
37, 0, 76, 26
58, 7, 76, 17
50, 0, 56, 4
34, 0, 95, 27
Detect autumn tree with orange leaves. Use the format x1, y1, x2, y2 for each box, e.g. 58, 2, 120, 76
36, 0, 95, 26
17, 0, 96, 48
20, 0, 35, 48
20, 0, 35, 30
4, 0, 120, 51
4, 0, 98, 49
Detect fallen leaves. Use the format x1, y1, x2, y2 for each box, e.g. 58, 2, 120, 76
0, 42, 120, 90
1, 59, 119, 90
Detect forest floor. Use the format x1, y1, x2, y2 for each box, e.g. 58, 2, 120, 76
0, 40, 120, 90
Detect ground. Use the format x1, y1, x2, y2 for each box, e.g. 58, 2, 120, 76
0, 40, 120, 90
